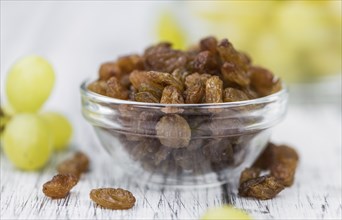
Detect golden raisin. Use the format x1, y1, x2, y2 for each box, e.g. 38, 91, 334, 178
160, 86, 184, 104
43, 174, 78, 199
90, 188, 136, 210
205, 76, 223, 103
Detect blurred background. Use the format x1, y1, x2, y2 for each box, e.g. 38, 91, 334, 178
1, 0, 341, 145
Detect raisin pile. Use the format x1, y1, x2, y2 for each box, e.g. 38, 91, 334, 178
88, 36, 281, 103
88, 37, 283, 176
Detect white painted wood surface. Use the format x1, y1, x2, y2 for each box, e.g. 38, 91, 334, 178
1, 104, 341, 220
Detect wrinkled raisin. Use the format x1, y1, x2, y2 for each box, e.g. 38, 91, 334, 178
43, 174, 78, 199
144, 42, 188, 73
160, 86, 184, 104
88, 80, 107, 95
184, 80, 205, 104
249, 66, 281, 97
223, 88, 249, 102
99, 62, 120, 81
156, 114, 191, 148
238, 175, 285, 200
57, 151, 89, 178
253, 143, 299, 186
138, 82, 164, 100
270, 145, 299, 186
116, 54, 144, 74
90, 188, 136, 210
135, 92, 159, 103
221, 62, 250, 87
106, 77, 129, 100
190, 51, 219, 74
205, 76, 223, 103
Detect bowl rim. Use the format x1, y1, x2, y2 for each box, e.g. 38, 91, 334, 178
80, 79, 288, 109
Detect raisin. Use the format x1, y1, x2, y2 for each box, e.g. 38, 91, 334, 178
202, 139, 234, 166
253, 143, 299, 186
223, 88, 249, 102
130, 70, 184, 91
156, 114, 191, 148
239, 167, 261, 185
73, 151, 90, 173
129, 138, 160, 161
217, 39, 249, 72
43, 174, 78, 199
184, 80, 205, 104
148, 71, 184, 91
88, 80, 107, 95
221, 62, 250, 87
270, 145, 299, 187
99, 62, 120, 81
90, 188, 136, 210
209, 115, 242, 136
57, 151, 89, 178
252, 142, 276, 169
144, 42, 188, 73
190, 50, 219, 74
138, 82, 164, 100
200, 36, 218, 53
129, 70, 151, 89
116, 54, 144, 74
238, 175, 285, 200
205, 76, 223, 103
106, 76, 129, 100
249, 66, 281, 97
185, 72, 210, 88
135, 92, 159, 103
160, 86, 184, 104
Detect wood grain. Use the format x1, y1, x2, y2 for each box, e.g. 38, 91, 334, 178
1, 105, 341, 219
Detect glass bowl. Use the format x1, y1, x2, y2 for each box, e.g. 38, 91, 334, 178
80, 80, 288, 187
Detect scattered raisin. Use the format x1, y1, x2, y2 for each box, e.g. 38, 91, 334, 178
238, 175, 285, 200
57, 151, 89, 178
270, 145, 299, 186
90, 188, 136, 210
43, 174, 78, 199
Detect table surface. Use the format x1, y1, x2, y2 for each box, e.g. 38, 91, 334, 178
1, 104, 341, 220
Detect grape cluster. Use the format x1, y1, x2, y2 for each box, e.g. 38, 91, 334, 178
0, 56, 72, 171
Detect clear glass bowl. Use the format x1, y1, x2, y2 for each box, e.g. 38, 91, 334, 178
80, 80, 288, 187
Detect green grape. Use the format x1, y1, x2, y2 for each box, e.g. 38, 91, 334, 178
201, 205, 252, 220
2, 114, 53, 170
41, 112, 72, 151
6, 55, 55, 112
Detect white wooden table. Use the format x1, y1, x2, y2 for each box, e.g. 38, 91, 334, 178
1, 103, 341, 219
